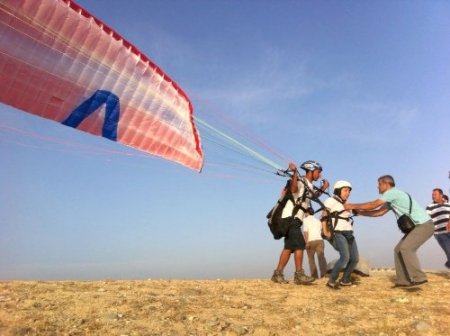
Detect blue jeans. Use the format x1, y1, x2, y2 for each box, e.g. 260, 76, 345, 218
330, 231, 359, 283
435, 232, 450, 268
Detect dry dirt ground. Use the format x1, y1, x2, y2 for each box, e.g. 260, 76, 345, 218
0, 270, 449, 336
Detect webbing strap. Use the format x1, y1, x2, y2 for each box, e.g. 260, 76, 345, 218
294, 177, 328, 216
392, 192, 413, 219
323, 210, 352, 230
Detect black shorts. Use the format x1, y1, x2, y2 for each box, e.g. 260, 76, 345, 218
284, 218, 305, 251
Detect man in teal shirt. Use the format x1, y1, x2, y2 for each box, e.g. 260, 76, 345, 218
345, 175, 434, 288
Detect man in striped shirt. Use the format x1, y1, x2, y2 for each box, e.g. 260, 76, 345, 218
426, 188, 450, 269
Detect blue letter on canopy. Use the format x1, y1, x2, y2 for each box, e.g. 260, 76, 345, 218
62, 90, 120, 141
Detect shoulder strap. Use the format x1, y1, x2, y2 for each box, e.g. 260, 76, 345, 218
298, 177, 323, 206
406, 193, 412, 215
294, 177, 329, 216
391, 192, 413, 219
333, 195, 344, 204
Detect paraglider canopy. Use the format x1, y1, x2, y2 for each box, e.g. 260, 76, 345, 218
0, 0, 203, 171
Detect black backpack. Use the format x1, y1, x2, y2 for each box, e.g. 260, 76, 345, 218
266, 177, 329, 240
266, 180, 296, 240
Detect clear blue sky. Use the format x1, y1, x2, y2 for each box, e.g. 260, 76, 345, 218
1, 0, 449, 280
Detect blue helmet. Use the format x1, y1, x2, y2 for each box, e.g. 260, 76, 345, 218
300, 160, 322, 172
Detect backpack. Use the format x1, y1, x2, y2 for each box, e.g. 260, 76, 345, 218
266, 176, 330, 240
266, 180, 295, 239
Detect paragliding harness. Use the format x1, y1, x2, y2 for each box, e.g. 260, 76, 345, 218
266, 173, 326, 240
321, 196, 354, 246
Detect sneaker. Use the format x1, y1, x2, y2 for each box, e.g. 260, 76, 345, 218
294, 271, 315, 285
271, 270, 288, 284
339, 280, 353, 286
326, 281, 340, 290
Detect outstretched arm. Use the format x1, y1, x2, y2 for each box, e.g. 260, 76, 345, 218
345, 199, 385, 211
355, 205, 390, 217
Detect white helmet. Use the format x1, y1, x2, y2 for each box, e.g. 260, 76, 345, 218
333, 180, 352, 191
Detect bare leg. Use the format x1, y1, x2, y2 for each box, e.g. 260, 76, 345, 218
276, 249, 292, 272
294, 249, 304, 272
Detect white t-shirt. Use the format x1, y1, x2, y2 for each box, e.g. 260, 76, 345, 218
281, 177, 314, 220
324, 196, 353, 231
303, 215, 323, 241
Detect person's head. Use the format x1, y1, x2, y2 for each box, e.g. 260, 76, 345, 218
377, 175, 395, 194
444, 194, 449, 203
333, 180, 352, 201
432, 188, 444, 204
300, 160, 322, 182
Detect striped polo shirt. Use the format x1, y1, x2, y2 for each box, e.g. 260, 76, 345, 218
426, 202, 450, 234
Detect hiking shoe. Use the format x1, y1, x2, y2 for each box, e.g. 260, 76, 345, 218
294, 271, 315, 285
326, 281, 340, 290
271, 270, 288, 284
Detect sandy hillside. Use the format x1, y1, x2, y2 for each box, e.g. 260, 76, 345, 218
0, 270, 449, 336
